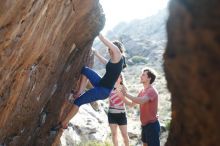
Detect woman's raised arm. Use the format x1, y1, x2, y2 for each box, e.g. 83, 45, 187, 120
98, 33, 122, 63
92, 48, 108, 65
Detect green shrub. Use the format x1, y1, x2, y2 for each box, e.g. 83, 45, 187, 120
165, 120, 171, 130
131, 56, 148, 64
77, 140, 112, 146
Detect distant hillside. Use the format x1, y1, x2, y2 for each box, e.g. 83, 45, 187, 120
107, 9, 168, 41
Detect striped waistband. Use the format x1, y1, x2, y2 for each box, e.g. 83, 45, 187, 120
108, 107, 125, 113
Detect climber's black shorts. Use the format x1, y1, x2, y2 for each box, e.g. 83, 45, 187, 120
107, 112, 127, 125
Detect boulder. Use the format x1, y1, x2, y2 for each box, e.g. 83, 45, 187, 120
0, 0, 104, 145
164, 0, 220, 145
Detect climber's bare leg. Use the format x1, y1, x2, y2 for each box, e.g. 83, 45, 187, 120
73, 75, 88, 98
61, 104, 79, 127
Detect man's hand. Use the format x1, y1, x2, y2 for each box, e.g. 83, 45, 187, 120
116, 90, 124, 98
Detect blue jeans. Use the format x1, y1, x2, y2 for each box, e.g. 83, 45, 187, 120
141, 120, 160, 146
74, 66, 112, 107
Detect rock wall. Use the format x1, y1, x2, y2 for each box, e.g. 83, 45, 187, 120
164, 0, 220, 146
0, 0, 104, 146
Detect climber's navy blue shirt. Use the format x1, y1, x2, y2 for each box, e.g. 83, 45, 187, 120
99, 57, 124, 89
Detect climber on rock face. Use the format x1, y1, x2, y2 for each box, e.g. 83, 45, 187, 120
51, 33, 126, 131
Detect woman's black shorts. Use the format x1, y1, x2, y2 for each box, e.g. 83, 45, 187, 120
107, 112, 127, 125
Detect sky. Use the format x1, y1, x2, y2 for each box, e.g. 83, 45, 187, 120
99, 0, 169, 33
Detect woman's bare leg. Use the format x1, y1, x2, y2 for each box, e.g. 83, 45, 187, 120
119, 125, 129, 146
74, 75, 88, 98
109, 124, 119, 146
60, 75, 87, 125
61, 104, 79, 126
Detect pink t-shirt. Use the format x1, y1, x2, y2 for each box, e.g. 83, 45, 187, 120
138, 85, 158, 125
109, 89, 125, 110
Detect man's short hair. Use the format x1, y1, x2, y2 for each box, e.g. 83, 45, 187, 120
143, 68, 156, 84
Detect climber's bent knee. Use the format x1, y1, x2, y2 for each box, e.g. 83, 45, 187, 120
73, 87, 111, 107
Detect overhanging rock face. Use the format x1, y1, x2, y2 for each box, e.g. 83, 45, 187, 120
164, 0, 220, 146
0, 0, 104, 145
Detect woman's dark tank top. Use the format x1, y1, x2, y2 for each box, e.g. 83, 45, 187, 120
99, 57, 123, 89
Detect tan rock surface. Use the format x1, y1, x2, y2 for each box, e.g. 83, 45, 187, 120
0, 0, 104, 145
164, 0, 220, 146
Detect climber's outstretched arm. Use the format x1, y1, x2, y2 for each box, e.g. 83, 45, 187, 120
92, 48, 108, 65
